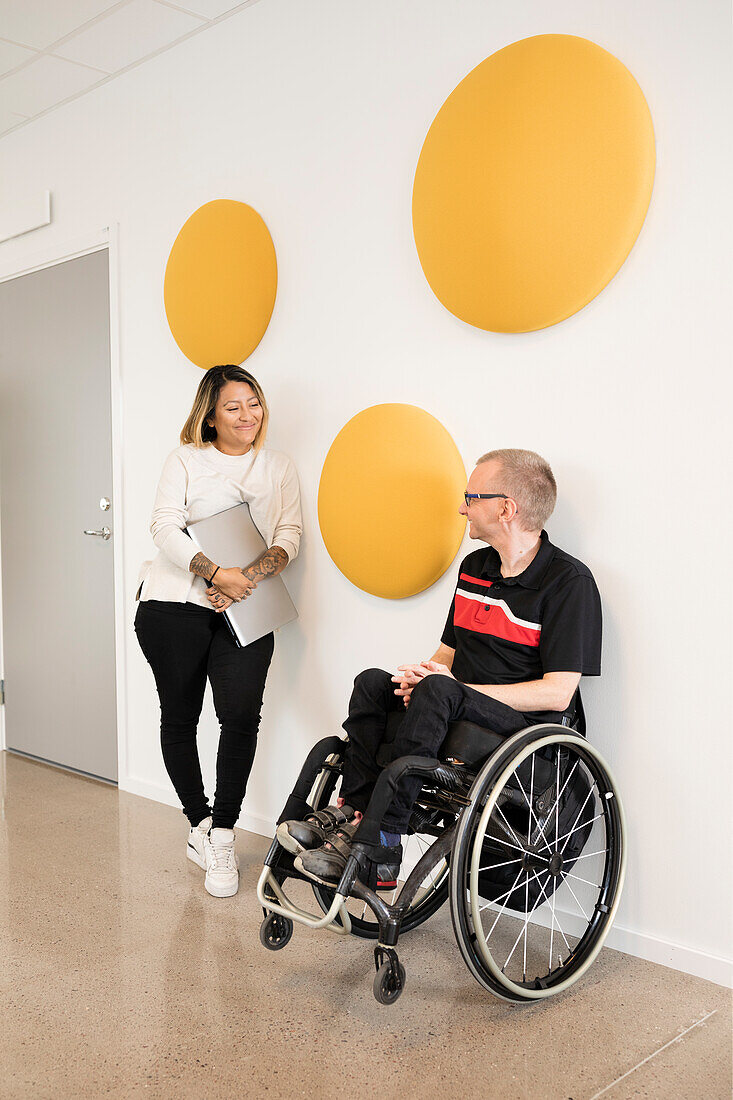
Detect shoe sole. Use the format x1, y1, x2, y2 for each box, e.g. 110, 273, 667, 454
204, 875, 239, 897
275, 822, 304, 855
187, 843, 206, 871
293, 856, 399, 895
292, 854, 341, 888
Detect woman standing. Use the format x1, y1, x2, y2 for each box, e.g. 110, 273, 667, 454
135, 364, 301, 898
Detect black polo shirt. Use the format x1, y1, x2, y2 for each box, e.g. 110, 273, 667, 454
441, 531, 601, 727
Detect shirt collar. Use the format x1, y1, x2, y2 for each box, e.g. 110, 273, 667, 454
480, 530, 556, 589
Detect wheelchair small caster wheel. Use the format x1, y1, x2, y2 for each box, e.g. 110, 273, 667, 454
373, 960, 406, 1005
259, 913, 293, 951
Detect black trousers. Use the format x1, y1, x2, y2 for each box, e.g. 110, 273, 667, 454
340, 668, 536, 832
134, 600, 274, 829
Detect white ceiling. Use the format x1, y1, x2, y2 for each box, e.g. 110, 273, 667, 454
0, 0, 260, 137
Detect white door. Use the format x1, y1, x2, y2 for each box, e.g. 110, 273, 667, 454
0, 249, 117, 781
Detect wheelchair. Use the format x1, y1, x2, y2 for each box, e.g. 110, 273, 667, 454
257, 708, 626, 1005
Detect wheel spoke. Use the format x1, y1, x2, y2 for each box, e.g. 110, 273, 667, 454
534, 872, 573, 954
564, 870, 602, 889
570, 848, 608, 862
482, 865, 549, 938
554, 811, 603, 848
559, 783, 596, 856
495, 803, 526, 851
515, 755, 552, 853
517, 752, 550, 853
529, 752, 535, 825
549, 748, 560, 972
564, 878, 589, 921
555, 747, 561, 849
426, 863, 443, 895
502, 871, 553, 974
479, 857, 522, 872
484, 835, 535, 856
522, 874, 530, 980
481, 866, 526, 926
534, 758, 580, 846
549, 880, 556, 972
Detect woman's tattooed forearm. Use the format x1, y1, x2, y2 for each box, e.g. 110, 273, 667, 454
241, 546, 288, 583
189, 552, 218, 581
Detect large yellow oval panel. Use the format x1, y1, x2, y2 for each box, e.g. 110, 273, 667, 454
318, 405, 466, 600
164, 199, 277, 368
412, 35, 655, 333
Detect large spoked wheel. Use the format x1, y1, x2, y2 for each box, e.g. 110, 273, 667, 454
308, 748, 451, 939
450, 725, 626, 1003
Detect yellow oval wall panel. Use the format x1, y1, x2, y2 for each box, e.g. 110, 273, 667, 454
412, 35, 655, 333
318, 405, 466, 599
164, 199, 277, 368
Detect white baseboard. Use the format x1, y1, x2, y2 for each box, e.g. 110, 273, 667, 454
602, 922, 732, 988
119, 773, 732, 989
119, 774, 275, 839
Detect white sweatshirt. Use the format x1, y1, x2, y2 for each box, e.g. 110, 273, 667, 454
137, 443, 302, 608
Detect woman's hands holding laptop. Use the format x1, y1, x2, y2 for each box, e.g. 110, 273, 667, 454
209, 567, 257, 603
206, 585, 234, 612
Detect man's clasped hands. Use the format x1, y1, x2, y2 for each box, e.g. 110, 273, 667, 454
392, 660, 454, 707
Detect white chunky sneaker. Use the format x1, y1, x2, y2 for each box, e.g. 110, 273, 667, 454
204, 828, 239, 897
187, 815, 212, 870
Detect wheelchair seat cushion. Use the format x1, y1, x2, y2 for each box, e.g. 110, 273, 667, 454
374, 712, 505, 769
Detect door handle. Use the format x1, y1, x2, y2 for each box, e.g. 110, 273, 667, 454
84, 527, 112, 540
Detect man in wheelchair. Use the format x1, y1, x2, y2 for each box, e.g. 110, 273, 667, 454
279, 448, 602, 894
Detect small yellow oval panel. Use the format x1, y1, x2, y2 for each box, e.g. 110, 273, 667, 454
412, 34, 655, 333
164, 199, 277, 368
318, 404, 466, 600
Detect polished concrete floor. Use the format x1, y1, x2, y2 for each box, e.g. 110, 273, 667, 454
0, 751, 730, 1100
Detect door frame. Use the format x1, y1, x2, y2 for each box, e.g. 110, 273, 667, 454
0, 226, 127, 783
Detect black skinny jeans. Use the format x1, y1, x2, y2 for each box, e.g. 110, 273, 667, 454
340, 668, 537, 832
134, 600, 274, 829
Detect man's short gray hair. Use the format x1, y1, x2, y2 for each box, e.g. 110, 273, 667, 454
477, 449, 557, 531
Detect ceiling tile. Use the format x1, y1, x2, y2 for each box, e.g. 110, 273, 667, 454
0, 38, 38, 77
164, 0, 246, 18
0, 0, 123, 51
0, 55, 103, 116
54, 0, 204, 72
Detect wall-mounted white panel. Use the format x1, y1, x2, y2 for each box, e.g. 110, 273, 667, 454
55, 0, 205, 72
0, 191, 51, 244
0, 55, 103, 115
0, 0, 121, 50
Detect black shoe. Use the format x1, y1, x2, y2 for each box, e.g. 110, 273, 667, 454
294, 821, 359, 885
375, 845, 402, 891
295, 826, 402, 892
276, 803, 356, 855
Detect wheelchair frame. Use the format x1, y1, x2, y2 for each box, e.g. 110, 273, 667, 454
257, 723, 626, 1005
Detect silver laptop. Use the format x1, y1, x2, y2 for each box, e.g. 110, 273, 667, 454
186, 502, 298, 647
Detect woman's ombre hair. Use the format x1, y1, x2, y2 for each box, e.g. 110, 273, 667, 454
180, 365, 269, 452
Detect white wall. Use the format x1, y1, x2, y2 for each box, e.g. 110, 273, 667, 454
0, 0, 730, 985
